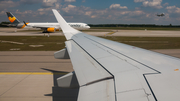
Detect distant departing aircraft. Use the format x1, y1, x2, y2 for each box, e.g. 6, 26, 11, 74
156, 13, 165, 17
6, 12, 90, 33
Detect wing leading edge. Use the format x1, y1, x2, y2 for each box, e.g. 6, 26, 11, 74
52, 9, 180, 101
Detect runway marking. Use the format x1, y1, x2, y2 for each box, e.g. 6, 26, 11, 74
104, 32, 115, 36
0, 72, 67, 75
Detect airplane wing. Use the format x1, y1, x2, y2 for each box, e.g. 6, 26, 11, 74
52, 9, 180, 101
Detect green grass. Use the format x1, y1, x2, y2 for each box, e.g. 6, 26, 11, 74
0, 36, 66, 51
0, 36, 180, 51
101, 36, 180, 49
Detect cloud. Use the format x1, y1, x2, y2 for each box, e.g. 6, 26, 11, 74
20, 0, 42, 5
0, 0, 178, 25
134, 0, 163, 9
59, 4, 153, 24
64, 0, 76, 2
85, 11, 92, 16
0, 0, 19, 16
134, 0, 145, 3
166, 6, 176, 10
166, 6, 180, 14
62, 4, 76, 13
0, 0, 19, 9
163, 3, 169, 6
42, 0, 58, 8
0, 10, 6, 15
15, 9, 33, 15
109, 4, 128, 9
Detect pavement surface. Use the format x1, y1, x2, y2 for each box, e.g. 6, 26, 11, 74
0, 51, 73, 72
0, 51, 78, 101
112, 30, 180, 37
1, 28, 180, 101
1, 50, 180, 101
0, 28, 63, 36
1, 28, 180, 37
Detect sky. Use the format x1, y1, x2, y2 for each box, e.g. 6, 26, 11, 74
0, 0, 180, 25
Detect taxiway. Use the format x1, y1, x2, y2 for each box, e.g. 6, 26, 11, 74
1, 28, 180, 101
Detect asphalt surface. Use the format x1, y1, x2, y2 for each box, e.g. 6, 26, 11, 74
0, 51, 78, 101
1, 28, 180, 37
1, 28, 180, 101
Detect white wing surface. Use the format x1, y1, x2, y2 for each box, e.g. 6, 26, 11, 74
52, 9, 180, 101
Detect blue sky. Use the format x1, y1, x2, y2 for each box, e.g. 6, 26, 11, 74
1, 0, 180, 25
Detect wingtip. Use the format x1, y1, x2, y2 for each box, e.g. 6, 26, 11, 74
52, 9, 56, 12
52, 9, 79, 33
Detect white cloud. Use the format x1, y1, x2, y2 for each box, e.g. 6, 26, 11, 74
60, 4, 151, 23
0, 0, 19, 9
134, 0, 163, 9
0, 10, 6, 15
42, 0, 57, 8
0, 0, 19, 16
62, 4, 76, 13
0, 0, 178, 25
37, 7, 52, 15
15, 9, 33, 15
166, 6, 180, 14
85, 11, 92, 16
20, 0, 42, 5
166, 6, 176, 10
110, 4, 128, 9
134, 0, 145, 3
64, 0, 76, 2
163, 3, 169, 6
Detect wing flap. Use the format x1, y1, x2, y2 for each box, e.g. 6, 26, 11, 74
146, 72, 180, 101
78, 79, 115, 101
117, 89, 149, 101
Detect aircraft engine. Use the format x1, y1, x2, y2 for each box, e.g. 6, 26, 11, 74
56, 29, 60, 31
47, 27, 55, 32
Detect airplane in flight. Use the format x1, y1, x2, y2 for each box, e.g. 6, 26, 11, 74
6, 12, 90, 33
156, 13, 165, 17
52, 9, 180, 101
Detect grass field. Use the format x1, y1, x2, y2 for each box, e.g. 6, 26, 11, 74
0, 36, 66, 51
102, 36, 180, 49
0, 36, 180, 51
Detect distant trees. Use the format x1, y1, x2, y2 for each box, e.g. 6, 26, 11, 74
88, 24, 180, 28
0, 22, 10, 27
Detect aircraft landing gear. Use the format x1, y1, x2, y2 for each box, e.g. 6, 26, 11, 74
42, 30, 50, 37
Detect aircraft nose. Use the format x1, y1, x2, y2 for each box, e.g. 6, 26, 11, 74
87, 26, 90, 29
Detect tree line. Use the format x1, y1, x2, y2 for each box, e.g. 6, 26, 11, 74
0, 22, 10, 27
1, 21, 180, 28
88, 24, 180, 28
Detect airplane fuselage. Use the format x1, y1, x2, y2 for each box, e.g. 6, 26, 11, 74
156, 13, 165, 17
16, 22, 90, 30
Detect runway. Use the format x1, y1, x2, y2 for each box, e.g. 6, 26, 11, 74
0, 51, 78, 101
1, 28, 180, 101
1, 28, 180, 37
1, 50, 180, 101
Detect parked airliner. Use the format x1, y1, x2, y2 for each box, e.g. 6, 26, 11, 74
6, 12, 90, 33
